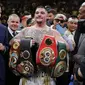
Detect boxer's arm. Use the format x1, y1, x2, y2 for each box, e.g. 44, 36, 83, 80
53, 29, 70, 51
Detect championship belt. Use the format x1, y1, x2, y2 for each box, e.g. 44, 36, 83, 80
9, 37, 34, 78
36, 35, 58, 67
51, 41, 67, 77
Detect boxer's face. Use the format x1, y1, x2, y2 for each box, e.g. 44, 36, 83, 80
34, 7, 47, 24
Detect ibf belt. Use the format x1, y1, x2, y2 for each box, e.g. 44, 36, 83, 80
36, 35, 58, 67
9, 37, 34, 78
51, 41, 67, 77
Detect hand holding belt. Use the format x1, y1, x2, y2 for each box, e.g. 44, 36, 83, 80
9, 37, 34, 78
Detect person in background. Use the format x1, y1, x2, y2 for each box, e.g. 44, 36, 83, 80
10, 6, 70, 85
46, 8, 56, 26
7, 14, 20, 41
56, 16, 78, 85
54, 13, 75, 52
55, 13, 67, 36
72, 2, 85, 85
64, 17, 78, 43
65, 17, 78, 85
21, 14, 32, 27
5, 14, 20, 85
0, 5, 9, 85
18, 14, 32, 31
26, 18, 35, 27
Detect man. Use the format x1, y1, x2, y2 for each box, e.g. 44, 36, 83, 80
5, 14, 20, 85
18, 14, 32, 31
55, 16, 77, 85
10, 6, 70, 85
54, 13, 67, 36
46, 9, 56, 26
73, 2, 85, 85
7, 14, 20, 41
0, 5, 9, 85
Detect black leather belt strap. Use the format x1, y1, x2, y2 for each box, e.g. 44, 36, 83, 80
20, 38, 31, 52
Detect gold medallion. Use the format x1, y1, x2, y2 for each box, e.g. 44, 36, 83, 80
40, 47, 54, 66
54, 61, 67, 77
13, 41, 19, 49
59, 49, 66, 60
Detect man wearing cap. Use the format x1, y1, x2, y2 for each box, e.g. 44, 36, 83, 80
56, 16, 78, 85
54, 13, 67, 36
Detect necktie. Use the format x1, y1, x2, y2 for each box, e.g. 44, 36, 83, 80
13, 31, 16, 36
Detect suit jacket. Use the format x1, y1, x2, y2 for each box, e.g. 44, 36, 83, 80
0, 23, 9, 85
5, 27, 20, 85
4, 28, 13, 68
8, 30, 13, 42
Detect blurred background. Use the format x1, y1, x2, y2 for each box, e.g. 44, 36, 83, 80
0, 0, 84, 25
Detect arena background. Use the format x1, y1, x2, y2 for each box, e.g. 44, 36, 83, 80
0, 0, 85, 25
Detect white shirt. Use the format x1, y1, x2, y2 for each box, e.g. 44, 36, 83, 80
8, 27, 15, 37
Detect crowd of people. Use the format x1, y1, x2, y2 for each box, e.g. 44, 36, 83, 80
0, 1, 85, 85
0, 0, 82, 26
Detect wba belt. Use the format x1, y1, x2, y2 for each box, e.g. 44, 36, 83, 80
9, 37, 34, 78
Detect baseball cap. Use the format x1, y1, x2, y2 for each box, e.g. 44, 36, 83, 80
54, 14, 66, 21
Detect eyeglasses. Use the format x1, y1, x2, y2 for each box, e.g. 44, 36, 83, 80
55, 19, 65, 23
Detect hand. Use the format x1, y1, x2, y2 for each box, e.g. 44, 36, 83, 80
0, 43, 5, 51
78, 68, 83, 78
9, 39, 20, 45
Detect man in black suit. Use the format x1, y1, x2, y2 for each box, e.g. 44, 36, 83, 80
7, 14, 20, 42
0, 5, 9, 85
5, 14, 20, 85
73, 2, 85, 85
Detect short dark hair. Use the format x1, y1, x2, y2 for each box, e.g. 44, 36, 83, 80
36, 5, 47, 12
48, 9, 56, 15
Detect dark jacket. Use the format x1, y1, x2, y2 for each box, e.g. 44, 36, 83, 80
5, 28, 20, 85
73, 34, 85, 85
0, 24, 9, 85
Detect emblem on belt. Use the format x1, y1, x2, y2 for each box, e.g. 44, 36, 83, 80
40, 47, 55, 66
17, 61, 34, 77
36, 35, 58, 66
20, 50, 30, 59
9, 51, 18, 68
13, 41, 20, 50
53, 61, 67, 77
59, 49, 66, 60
